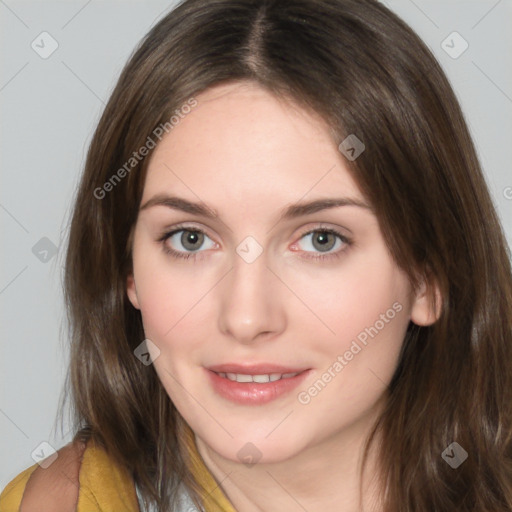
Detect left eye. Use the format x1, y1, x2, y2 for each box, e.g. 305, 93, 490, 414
294, 229, 349, 255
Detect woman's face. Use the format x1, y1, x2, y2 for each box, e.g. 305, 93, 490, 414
127, 81, 434, 464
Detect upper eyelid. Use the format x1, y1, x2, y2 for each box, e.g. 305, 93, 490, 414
162, 222, 348, 236
161, 223, 214, 242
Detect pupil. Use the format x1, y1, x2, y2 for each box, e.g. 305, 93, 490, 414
318, 233, 328, 244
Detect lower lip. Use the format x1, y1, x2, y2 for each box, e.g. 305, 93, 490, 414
205, 368, 312, 405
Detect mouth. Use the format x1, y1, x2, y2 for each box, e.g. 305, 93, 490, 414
205, 364, 312, 405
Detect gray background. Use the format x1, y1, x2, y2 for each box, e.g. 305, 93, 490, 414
1, 0, 511, 490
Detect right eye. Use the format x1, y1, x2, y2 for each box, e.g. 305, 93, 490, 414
158, 227, 216, 260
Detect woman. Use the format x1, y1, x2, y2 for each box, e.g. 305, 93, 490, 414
2, 0, 511, 510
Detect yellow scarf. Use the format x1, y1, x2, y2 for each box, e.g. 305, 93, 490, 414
0, 431, 236, 511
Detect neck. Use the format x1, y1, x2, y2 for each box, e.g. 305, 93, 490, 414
195, 405, 386, 512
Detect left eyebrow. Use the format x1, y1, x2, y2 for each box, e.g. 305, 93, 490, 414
139, 194, 372, 220
279, 197, 372, 221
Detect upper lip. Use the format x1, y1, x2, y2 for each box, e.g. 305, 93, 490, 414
207, 363, 310, 374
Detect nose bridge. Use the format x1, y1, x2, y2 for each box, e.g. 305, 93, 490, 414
217, 241, 285, 343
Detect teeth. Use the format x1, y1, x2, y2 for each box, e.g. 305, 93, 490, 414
236, 373, 253, 383
219, 372, 300, 383
253, 374, 270, 383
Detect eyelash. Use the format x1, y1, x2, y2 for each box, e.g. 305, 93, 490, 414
157, 224, 352, 262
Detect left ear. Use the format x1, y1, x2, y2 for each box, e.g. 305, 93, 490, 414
410, 273, 442, 326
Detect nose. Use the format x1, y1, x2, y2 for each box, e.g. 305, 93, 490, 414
217, 247, 286, 345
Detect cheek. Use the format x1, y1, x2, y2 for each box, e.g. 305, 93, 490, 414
295, 253, 411, 409
289, 251, 411, 413
132, 244, 217, 358
289, 247, 411, 352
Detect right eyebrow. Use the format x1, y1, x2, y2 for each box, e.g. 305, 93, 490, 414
139, 195, 218, 218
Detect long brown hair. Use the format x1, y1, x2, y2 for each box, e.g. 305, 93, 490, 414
59, 0, 512, 510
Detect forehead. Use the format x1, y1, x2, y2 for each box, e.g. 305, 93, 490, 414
143, 81, 363, 209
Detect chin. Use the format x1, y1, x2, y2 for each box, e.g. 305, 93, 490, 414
204, 433, 307, 466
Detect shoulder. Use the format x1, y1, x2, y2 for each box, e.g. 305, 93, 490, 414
0, 439, 86, 512
0, 438, 139, 512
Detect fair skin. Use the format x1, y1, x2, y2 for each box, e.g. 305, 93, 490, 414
127, 81, 439, 512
